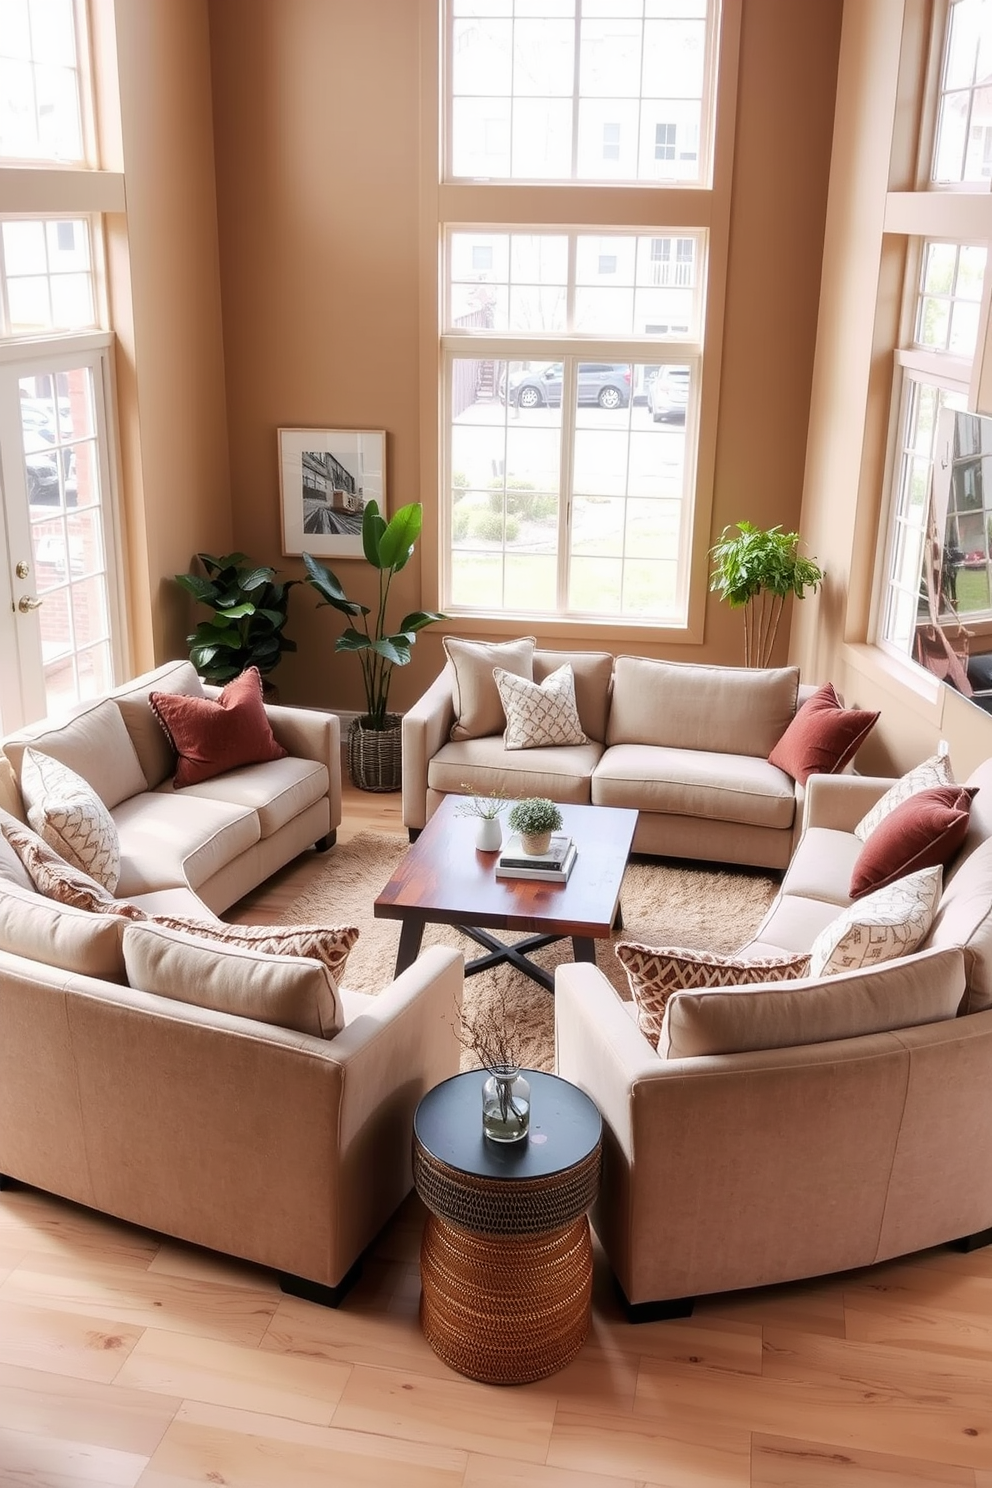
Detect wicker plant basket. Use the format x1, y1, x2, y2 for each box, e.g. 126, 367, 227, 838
348, 714, 402, 793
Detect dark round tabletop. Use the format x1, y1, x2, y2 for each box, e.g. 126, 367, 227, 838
413, 1069, 602, 1183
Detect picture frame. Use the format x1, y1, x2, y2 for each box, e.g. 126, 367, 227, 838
277, 427, 386, 559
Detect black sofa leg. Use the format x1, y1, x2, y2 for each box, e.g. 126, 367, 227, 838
615, 1275, 695, 1322
0, 1174, 12, 1190
313, 830, 337, 852
277, 1258, 362, 1308
953, 1226, 992, 1253
408, 827, 421, 843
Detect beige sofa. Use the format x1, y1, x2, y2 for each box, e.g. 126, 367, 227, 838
0, 659, 342, 915
0, 661, 464, 1302
403, 649, 823, 869
555, 761, 992, 1318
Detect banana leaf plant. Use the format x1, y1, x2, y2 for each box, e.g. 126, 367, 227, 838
175, 552, 298, 685
303, 500, 444, 729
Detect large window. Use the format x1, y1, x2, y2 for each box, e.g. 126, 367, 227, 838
933, 0, 992, 185
439, 0, 721, 627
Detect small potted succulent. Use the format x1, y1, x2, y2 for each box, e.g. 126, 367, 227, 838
507, 797, 563, 856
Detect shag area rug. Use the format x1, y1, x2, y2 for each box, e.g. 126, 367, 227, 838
284, 831, 779, 1072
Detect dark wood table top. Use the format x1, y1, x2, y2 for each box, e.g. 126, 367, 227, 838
374, 796, 638, 939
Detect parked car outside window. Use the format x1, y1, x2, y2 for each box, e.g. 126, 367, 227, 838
647, 365, 690, 423
501, 362, 632, 410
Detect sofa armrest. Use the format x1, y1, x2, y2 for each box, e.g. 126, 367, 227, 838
803, 772, 894, 832
264, 702, 342, 833
402, 667, 457, 830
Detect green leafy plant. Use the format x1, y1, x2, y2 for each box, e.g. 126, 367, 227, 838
508, 797, 563, 836
709, 521, 823, 667
303, 500, 445, 730
175, 552, 298, 685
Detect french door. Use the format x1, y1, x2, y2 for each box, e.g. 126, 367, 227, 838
0, 339, 126, 732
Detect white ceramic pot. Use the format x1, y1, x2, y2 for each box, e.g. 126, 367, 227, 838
475, 817, 502, 852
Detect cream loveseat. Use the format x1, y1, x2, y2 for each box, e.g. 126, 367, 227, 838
0, 661, 463, 1302
403, 642, 840, 869
555, 761, 992, 1319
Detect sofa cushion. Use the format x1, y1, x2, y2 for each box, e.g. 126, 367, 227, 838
746, 892, 863, 958
113, 659, 205, 789
0, 879, 127, 982
850, 786, 974, 899
495, 663, 587, 750
149, 666, 288, 789
657, 945, 966, 1059
158, 755, 329, 839
444, 636, 536, 741
775, 825, 861, 906
111, 793, 260, 899
854, 752, 954, 843
767, 683, 878, 785
147, 917, 360, 986
0, 809, 35, 890
591, 745, 796, 830
122, 920, 343, 1038
20, 747, 121, 893
428, 737, 601, 805
615, 942, 810, 1043
1, 697, 147, 810
924, 835, 992, 1014
606, 658, 799, 758
533, 650, 614, 743
809, 866, 943, 976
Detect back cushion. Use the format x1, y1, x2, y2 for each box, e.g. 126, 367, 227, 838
924, 835, 992, 1014
444, 636, 536, 741
112, 660, 205, 788
2, 698, 147, 810
0, 809, 35, 889
607, 658, 800, 758
658, 945, 965, 1059
0, 878, 127, 982
534, 650, 614, 743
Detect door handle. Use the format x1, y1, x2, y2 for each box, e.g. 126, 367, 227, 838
17, 595, 43, 613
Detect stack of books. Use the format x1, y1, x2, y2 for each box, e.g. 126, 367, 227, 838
495, 832, 577, 883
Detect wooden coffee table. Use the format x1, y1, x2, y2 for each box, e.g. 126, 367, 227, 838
374, 796, 637, 991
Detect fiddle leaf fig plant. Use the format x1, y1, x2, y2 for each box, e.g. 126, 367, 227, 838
303, 500, 445, 730
709, 522, 823, 667
175, 552, 298, 685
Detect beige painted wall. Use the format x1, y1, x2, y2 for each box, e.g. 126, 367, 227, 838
107, 0, 231, 669
206, 0, 843, 714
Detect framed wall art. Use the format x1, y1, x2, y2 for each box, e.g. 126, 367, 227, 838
278, 427, 386, 558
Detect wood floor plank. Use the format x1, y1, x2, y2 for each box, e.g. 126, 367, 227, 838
138, 1399, 467, 1487
114, 1326, 351, 1424
547, 1405, 750, 1486
633, 1354, 992, 1472
750, 1432, 977, 1486
261, 1292, 458, 1379
330, 1362, 556, 1462
694, 1282, 848, 1338
0, 1423, 149, 1486
145, 1239, 280, 1295
0, 1360, 180, 1456
844, 1262, 992, 1314
844, 1298, 992, 1361
762, 1325, 992, 1399
0, 1296, 142, 1382
463, 1450, 639, 1488
0, 1187, 159, 1267
0, 1257, 279, 1347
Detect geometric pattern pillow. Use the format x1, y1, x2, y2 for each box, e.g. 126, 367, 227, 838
809, 865, 943, 976
146, 917, 361, 987
494, 663, 588, 751
854, 752, 955, 843
16, 748, 121, 893
0, 817, 141, 915
614, 942, 812, 1045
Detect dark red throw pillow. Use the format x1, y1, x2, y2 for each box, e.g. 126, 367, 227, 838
149, 666, 287, 788
849, 784, 976, 900
768, 683, 879, 786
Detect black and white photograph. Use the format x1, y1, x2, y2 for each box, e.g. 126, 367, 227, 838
278, 427, 386, 557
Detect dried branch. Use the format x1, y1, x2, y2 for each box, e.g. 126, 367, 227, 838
454, 986, 522, 1074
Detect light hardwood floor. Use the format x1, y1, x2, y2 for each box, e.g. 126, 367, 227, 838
2, 786, 991, 1486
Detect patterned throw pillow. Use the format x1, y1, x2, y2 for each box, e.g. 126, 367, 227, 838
614, 942, 811, 1044
19, 747, 121, 893
809, 865, 943, 976
494, 663, 588, 751
0, 817, 141, 915
147, 917, 360, 986
854, 753, 955, 843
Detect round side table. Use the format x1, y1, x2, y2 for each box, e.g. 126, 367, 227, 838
412, 1069, 602, 1386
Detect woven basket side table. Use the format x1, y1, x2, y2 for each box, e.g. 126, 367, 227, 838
412, 1070, 602, 1387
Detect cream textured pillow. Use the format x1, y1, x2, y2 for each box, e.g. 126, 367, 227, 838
614, 942, 811, 1044
444, 636, 536, 741
19, 747, 121, 893
122, 921, 343, 1038
854, 753, 954, 843
809, 865, 943, 976
494, 663, 588, 751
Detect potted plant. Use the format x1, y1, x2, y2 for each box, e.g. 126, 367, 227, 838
709, 521, 824, 667
175, 552, 298, 689
456, 786, 509, 851
507, 797, 563, 856
303, 500, 444, 791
